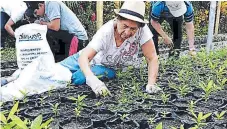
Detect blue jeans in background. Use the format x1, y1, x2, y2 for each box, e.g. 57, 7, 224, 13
59, 53, 116, 85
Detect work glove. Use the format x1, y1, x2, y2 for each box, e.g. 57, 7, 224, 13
189, 50, 196, 56
146, 84, 162, 94
86, 75, 111, 96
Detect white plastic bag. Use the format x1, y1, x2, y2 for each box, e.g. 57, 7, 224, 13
0, 54, 72, 102
15, 23, 53, 70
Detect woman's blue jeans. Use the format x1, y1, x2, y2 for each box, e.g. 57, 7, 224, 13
59, 53, 116, 85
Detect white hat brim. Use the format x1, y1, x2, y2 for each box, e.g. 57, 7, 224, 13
114, 9, 148, 24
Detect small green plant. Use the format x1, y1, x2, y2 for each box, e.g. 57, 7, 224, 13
69, 95, 87, 117
0, 101, 53, 129
217, 78, 227, 89
161, 93, 170, 104
214, 110, 226, 120
50, 103, 59, 116
148, 117, 155, 125
191, 111, 212, 128
19, 89, 29, 103
199, 80, 218, 101
101, 88, 111, 97
39, 97, 46, 106
69, 95, 87, 129
177, 84, 191, 97
188, 100, 198, 113
155, 122, 163, 129
160, 111, 169, 118
120, 113, 129, 129
48, 85, 55, 97
120, 114, 129, 121
116, 70, 124, 83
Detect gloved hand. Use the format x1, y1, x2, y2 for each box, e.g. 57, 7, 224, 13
189, 50, 196, 56
86, 75, 111, 96
146, 84, 162, 94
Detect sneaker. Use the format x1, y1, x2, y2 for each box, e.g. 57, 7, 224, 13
69, 36, 79, 56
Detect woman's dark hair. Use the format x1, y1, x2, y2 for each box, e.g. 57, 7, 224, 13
24, 1, 44, 10
117, 15, 145, 27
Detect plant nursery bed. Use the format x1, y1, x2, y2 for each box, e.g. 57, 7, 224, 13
1, 47, 227, 128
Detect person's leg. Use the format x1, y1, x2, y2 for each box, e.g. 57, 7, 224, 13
59, 53, 80, 73
1, 12, 10, 48
47, 29, 74, 56
167, 16, 183, 57
71, 65, 116, 85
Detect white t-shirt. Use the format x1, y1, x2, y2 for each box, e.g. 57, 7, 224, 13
1, 1, 27, 23
87, 20, 153, 70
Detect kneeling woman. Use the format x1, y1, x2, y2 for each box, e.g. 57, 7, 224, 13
60, 1, 161, 95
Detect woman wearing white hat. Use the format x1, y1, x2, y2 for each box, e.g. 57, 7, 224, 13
60, 1, 160, 95
149, 1, 196, 57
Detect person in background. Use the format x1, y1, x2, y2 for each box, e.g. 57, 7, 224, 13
149, 1, 196, 57
25, 1, 89, 61
1, 1, 28, 49
60, 1, 161, 96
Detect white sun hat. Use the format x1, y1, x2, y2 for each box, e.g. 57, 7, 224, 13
166, 1, 187, 17
114, 1, 148, 23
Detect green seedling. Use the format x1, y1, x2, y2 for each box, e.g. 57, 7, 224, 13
68, 95, 87, 109
177, 84, 191, 97
214, 110, 226, 120
120, 113, 129, 129
155, 122, 163, 129
188, 100, 198, 113
161, 93, 170, 105
191, 111, 212, 128
199, 80, 218, 101
217, 78, 227, 89
148, 117, 155, 125
39, 97, 45, 106
101, 89, 111, 97
74, 107, 81, 117
19, 89, 29, 103
69, 95, 87, 118
0, 101, 53, 129
120, 114, 129, 122
208, 60, 218, 71
50, 103, 59, 116
48, 85, 55, 97
160, 111, 169, 118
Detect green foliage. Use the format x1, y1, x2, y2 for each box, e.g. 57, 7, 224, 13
120, 114, 129, 121
0, 48, 16, 61
191, 111, 212, 128
69, 95, 87, 117
214, 110, 226, 120
161, 93, 170, 104
50, 103, 59, 116
199, 80, 219, 101
155, 122, 163, 129
0, 101, 53, 129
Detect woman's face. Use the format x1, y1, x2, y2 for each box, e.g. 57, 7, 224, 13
116, 19, 139, 40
